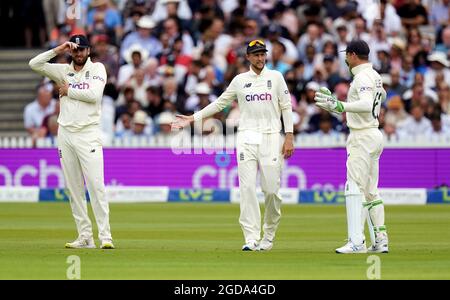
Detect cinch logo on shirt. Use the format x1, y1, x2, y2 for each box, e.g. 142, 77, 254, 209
69, 82, 90, 89
93, 75, 105, 83
245, 93, 272, 101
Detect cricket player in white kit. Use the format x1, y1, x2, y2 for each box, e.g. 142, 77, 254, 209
314, 40, 388, 254
29, 35, 114, 249
173, 40, 294, 251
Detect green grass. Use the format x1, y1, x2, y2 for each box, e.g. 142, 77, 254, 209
0, 203, 449, 279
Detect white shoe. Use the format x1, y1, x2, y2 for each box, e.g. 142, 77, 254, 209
335, 240, 367, 254
65, 237, 96, 249
258, 238, 273, 251
242, 240, 259, 251
368, 237, 389, 253
100, 239, 115, 249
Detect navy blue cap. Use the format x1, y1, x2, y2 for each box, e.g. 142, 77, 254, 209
69, 35, 90, 48
342, 40, 370, 56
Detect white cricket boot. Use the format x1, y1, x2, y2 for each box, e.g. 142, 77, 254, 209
242, 240, 259, 251
65, 237, 96, 249
335, 239, 367, 254
368, 232, 389, 253
258, 238, 273, 251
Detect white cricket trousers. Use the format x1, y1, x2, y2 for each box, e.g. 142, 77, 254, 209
236, 131, 284, 243
58, 125, 112, 242
346, 128, 383, 201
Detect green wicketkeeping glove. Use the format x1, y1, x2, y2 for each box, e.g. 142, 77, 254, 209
314, 87, 345, 113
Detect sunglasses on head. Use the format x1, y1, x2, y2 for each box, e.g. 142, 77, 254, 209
248, 39, 265, 47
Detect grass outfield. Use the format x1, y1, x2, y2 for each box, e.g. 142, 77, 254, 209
0, 203, 449, 279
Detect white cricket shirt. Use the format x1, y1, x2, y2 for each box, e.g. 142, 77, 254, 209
29, 49, 107, 132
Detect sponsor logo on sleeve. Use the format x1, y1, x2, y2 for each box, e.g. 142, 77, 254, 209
93, 75, 105, 83
359, 86, 373, 92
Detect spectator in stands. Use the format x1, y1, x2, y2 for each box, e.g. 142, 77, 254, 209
400, 54, 416, 88
145, 86, 164, 118
117, 45, 148, 88
424, 52, 450, 90
24, 84, 57, 137
115, 112, 132, 137
120, 15, 162, 63
159, 17, 194, 55
363, 0, 402, 36
42, 0, 64, 41
427, 112, 450, 139
388, 69, 408, 98
429, 0, 449, 30
265, 23, 298, 64
115, 86, 140, 121
385, 95, 409, 125
184, 82, 217, 113
87, 0, 123, 43
155, 111, 176, 136
144, 57, 163, 87
437, 83, 450, 114
397, 0, 429, 29
434, 25, 450, 56
151, 0, 192, 28
127, 110, 153, 137
397, 103, 432, 137
406, 27, 424, 58
310, 113, 341, 138
266, 40, 291, 75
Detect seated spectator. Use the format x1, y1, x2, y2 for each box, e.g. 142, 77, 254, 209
427, 112, 450, 139
184, 82, 217, 113
434, 25, 450, 56
24, 84, 57, 137
310, 114, 341, 138
399, 54, 416, 88
424, 52, 450, 90
145, 86, 165, 118
125, 110, 153, 137
397, 103, 432, 137
155, 111, 176, 136
307, 110, 341, 134
266, 40, 291, 75
120, 15, 162, 63
397, 0, 428, 29
115, 112, 132, 137
87, 0, 123, 43
385, 96, 408, 125
117, 45, 148, 88
115, 86, 141, 121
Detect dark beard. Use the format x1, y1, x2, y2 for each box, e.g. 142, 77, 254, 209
73, 56, 88, 67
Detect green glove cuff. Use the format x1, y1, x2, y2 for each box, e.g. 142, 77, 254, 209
336, 101, 344, 113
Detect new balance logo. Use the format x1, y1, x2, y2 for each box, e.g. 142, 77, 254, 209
90, 149, 95, 153
243, 83, 252, 88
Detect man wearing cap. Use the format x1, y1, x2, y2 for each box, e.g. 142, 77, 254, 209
314, 40, 389, 254
173, 40, 294, 251
29, 35, 114, 249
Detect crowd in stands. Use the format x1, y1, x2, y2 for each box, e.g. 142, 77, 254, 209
23, 0, 450, 144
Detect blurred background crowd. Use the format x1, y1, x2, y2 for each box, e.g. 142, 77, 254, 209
10, 0, 450, 142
